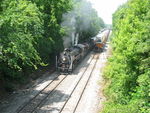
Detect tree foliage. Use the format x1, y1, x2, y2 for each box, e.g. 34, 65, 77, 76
0, 0, 43, 78
75, 0, 105, 42
0, 0, 105, 85
103, 0, 150, 112
0, 0, 73, 80
61, 0, 105, 48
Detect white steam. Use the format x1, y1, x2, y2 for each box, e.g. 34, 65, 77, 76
61, 0, 97, 48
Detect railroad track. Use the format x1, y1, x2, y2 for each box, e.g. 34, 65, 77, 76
16, 74, 66, 113
16, 53, 99, 113
60, 54, 99, 113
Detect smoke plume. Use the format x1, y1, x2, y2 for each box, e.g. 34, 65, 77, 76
61, 0, 97, 48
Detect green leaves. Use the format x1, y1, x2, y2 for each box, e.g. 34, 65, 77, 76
0, 0, 43, 78
0, 0, 104, 90
103, 0, 150, 112
0, 0, 73, 80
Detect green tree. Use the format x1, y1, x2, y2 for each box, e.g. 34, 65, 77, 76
0, 0, 73, 80
103, 0, 150, 112
33, 0, 73, 63
0, 0, 43, 79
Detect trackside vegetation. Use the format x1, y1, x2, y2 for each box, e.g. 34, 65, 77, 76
0, 0, 73, 86
102, 0, 150, 112
0, 0, 104, 91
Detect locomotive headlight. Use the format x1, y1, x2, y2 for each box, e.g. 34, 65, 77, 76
63, 57, 66, 61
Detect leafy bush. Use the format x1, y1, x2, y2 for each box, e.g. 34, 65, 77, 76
0, 0, 43, 78
103, 0, 150, 112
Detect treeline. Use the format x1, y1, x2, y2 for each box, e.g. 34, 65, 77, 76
103, 0, 150, 113
0, 0, 104, 86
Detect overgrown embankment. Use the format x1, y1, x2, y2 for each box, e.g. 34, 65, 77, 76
102, 0, 150, 112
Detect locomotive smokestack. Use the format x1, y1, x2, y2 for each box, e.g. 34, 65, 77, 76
75, 33, 79, 45
72, 31, 75, 46
61, 0, 95, 48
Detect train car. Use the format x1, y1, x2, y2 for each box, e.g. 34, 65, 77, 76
56, 43, 91, 74
93, 30, 110, 52
94, 38, 103, 52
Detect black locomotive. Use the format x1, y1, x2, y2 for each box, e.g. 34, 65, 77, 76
56, 43, 92, 74
56, 29, 109, 74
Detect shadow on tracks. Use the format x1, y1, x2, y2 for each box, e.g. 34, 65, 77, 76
0, 52, 94, 113
35, 89, 70, 113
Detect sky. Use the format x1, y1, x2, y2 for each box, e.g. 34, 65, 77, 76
88, 0, 128, 24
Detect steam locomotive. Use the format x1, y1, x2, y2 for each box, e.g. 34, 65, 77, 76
56, 29, 110, 74
56, 42, 92, 74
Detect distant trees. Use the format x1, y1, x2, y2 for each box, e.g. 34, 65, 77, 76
61, 0, 105, 47
74, 0, 105, 42
103, 0, 150, 112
